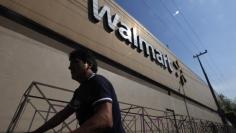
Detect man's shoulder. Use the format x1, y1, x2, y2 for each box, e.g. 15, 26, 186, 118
93, 74, 109, 82
92, 74, 114, 89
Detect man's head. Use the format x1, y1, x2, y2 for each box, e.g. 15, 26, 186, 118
69, 49, 97, 82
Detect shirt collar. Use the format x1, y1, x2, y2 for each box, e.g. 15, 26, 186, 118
88, 73, 96, 80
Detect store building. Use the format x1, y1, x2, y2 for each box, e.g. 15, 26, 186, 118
0, 0, 223, 132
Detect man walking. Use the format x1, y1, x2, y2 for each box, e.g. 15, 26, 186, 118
31, 49, 125, 133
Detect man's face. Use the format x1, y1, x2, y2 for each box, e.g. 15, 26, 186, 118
69, 59, 87, 82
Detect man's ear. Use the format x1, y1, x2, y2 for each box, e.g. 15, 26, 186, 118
85, 62, 92, 70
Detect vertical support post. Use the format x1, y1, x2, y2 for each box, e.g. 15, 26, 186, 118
142, 107, 145, 133
182, 87, 194, 133
165, 112, 170, 133
166, 109, 179, 133
45, 106, 51, 122
135, 115, 137, 133
7, 82, 34, 133
27, 109, 37, 132
193, 50, 227, 125
140, 113, 143, 133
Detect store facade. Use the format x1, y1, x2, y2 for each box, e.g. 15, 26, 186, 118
0, 0, 222, 132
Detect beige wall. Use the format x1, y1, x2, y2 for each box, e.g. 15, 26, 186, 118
0, 0, 218, 111
0, 0, 218, 112
0, 24, 221, 132
0, 25, 77, 131
0, 0, 224, 131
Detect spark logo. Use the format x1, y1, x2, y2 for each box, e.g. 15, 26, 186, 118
173, 61, 187, 86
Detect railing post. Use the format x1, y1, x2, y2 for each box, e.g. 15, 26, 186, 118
7, 82, 34, 133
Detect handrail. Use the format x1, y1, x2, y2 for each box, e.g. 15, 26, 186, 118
7, 81, 231, 133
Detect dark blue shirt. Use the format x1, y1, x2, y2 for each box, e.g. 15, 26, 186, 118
69, 74, 125, 133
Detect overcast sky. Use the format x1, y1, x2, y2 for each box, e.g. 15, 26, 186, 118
116, 0, 236, 100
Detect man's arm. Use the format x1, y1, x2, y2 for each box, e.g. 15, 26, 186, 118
31, 105, 74, 133
71, 102, 113, 133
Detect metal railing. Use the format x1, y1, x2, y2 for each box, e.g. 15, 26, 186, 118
7, 82, 232, 133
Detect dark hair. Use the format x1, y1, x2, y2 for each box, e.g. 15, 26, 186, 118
69, 49, 98, 73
